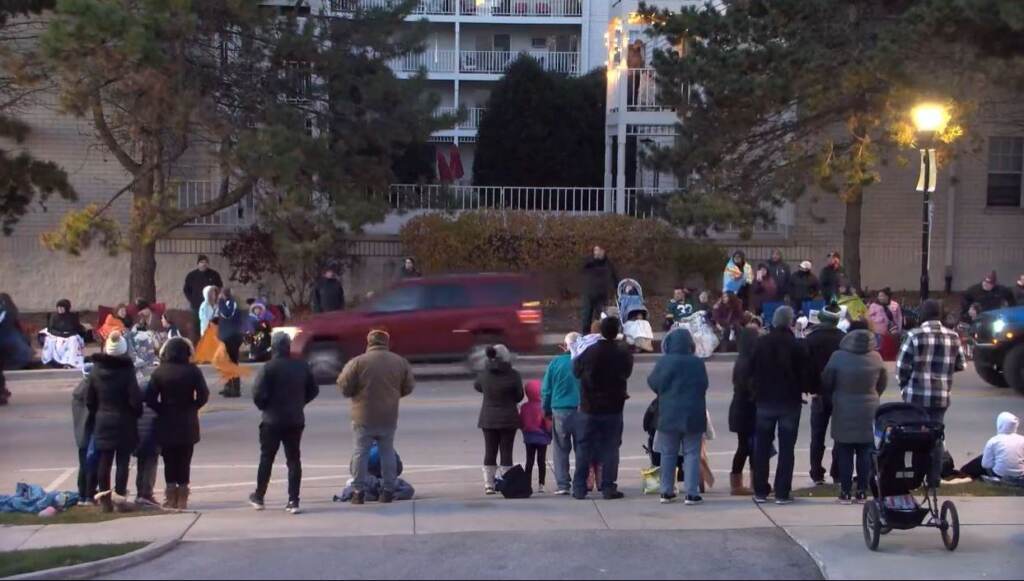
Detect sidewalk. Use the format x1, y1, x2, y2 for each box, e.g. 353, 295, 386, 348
4, 497, 1019, 579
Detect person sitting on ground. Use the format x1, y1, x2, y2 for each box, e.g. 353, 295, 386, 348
161, 313, 183, 341
749, 264, 779, 317
249, 333, 320, 515
664, 288, 696, 331
981, 412, 1024, 487
474, 344, 524, 495
821, 330, 887, 504
712, 291, 744, 352
97, 303, 132, 344
41, 299, 88, 369
127, 300, 161, 375
648, 328, 709, 506
696, 291, 714, 315
337, 330, 415, 505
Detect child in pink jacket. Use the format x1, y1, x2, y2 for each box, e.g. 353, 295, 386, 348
520, 380, 553, 494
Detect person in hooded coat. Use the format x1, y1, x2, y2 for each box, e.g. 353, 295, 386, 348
475, 344, 524, 495
86, 332, 144, 512
821, 329, 887, 502
648, 329, 709, 505
981, 412, 1024, 486
97, 303, 132, 344
71, 374, 97, 505
146, 337, 210, 510
245, 302, 274, 363
216, 288, 246, 398
0, 293, 33, 371
194, 286, 222, 364
520, 379, 552, 493
41, 299, 87, 369
723, 251, 754, 309
728, 327, 760, 496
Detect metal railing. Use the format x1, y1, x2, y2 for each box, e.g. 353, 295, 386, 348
460, 50, 578, 75
329, 0, 582, 16
391, 49, 458, 73
626, 69, 665, 112
460, 107, 487, 129
176, 180, 256, 227
386, 184, 612, 213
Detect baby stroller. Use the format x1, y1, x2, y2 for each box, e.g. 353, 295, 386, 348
673, 311, 719, 359
862, 403, 960, 551
615, 279, 654, 352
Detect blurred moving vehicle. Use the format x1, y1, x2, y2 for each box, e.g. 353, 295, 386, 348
280, 274, 543, 383
972, 306, 1024, 393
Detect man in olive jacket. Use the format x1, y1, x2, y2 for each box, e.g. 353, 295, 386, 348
337, 330, 415, 504
250, 333, 319, 514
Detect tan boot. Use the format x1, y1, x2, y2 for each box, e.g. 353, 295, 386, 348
163, 484, 179, 510
730, 473, 752, 496
176, 485, 190, 510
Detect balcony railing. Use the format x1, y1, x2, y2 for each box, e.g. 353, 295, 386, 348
386, 184, 611, 213
460, 50, 578, 75
461, 107, 486, 129
626, 69, 670, 112
391, 49, 458, 73
329, 0, 582, 17
176, 180, 256, 227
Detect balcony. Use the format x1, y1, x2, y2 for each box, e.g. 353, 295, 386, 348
176, 180, 256, 227
625, 68, 677, 112
460, 50, 579, 75
328, 0, 582, 17
391, 50, 458, 73
433, 106, 488, 130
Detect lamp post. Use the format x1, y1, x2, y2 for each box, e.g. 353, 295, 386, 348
911, 103, 949, 302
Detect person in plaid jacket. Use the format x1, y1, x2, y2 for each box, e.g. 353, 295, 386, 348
896, 299, 966, 485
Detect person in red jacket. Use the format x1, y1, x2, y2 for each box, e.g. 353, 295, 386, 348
520, 379, 553, 494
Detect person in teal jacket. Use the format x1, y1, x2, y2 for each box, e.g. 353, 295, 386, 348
541, 332, 582, 495
648, 328, 709, 506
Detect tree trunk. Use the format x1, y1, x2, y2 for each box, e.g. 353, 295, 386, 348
130, 240, 157, 304
843, 195, 863, 290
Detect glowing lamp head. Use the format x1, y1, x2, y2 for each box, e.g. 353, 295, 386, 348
912, 103, 949, 133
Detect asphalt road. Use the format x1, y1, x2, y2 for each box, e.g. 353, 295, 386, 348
2, 361, 1020, 505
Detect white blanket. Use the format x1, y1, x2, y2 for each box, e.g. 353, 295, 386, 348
40, 332, 85, 369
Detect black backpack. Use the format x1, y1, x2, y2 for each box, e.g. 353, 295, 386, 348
495, 465, 533, 499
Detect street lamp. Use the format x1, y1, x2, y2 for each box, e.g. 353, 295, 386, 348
911, 103, 949, 301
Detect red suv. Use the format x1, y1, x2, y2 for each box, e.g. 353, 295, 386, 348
285, 273, 543, 382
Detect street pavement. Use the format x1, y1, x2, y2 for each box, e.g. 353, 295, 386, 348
1, 361, 1022, 579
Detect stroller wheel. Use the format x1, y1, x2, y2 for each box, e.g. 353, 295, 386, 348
940, 500, 960, 551
862, 500, 882, 551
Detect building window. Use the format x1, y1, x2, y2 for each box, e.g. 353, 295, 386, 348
531, 38, 547, 49
987, 137, 1024, 208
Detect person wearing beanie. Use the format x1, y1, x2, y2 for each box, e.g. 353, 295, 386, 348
897, 299, 966, 488
250, 333, 320, 514
787, 261, 820, 312
805, 304, 846, 485
960, 270, 1017, 322
86, 331, 144, 513
572, 317, 634, 500
541, 332, 583, 495
183, 254, 224, 342
338, 330, 415, 504
146, 337, 209, 510
473, 343, 524, 495
749, 306, 810, 504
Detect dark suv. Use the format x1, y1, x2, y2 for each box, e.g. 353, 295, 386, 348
972, 306, 1024, 393
284, 273, 543, 382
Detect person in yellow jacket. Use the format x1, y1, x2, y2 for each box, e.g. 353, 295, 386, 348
836, 276, 868, 322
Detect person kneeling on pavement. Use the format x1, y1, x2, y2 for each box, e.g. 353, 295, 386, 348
249, 333, 319, 515
337, 329, 415, 505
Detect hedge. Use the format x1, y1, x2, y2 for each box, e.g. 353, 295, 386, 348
400, 211, 726, 299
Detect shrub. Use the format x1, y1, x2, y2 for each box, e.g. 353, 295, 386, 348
400, 211, 725, 298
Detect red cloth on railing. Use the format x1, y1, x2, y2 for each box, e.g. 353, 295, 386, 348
449, 147, 464, 180
437, 149, 453, 183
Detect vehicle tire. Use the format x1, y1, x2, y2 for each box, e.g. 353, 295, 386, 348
974, 360, 1009, 388
940, 500, 960, 551
466, 333, 503, 375
1003, 344, 1024, 395
862, 500, 882, 551
308, 342, 346, 385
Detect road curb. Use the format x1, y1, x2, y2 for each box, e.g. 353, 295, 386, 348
2, 513, 199, 581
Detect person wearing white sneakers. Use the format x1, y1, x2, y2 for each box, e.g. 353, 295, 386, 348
249, 333, 319, 515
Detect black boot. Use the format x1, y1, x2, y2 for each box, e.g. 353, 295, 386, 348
228, 378, 241, 398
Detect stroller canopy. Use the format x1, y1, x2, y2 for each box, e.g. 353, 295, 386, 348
617, 279, 648, 320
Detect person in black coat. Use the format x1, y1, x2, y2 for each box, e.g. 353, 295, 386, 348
312, 267, 346, 313
804, 308, 846, 485
579, 246, 619, 335
134, 384, 161, 507
86, 332, 144, 513
146, 337, 210, 510
183, 255, 224, 341
749, 306, 809, 504
818, 252, 845, 304
728, 327, 760, 496
217, 288, 245, 398
572, 317, 633, 500
960, 271, 1016, 321
72, 376, 96, 505
249, 333, 319, 514
474, 344, 524, 495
